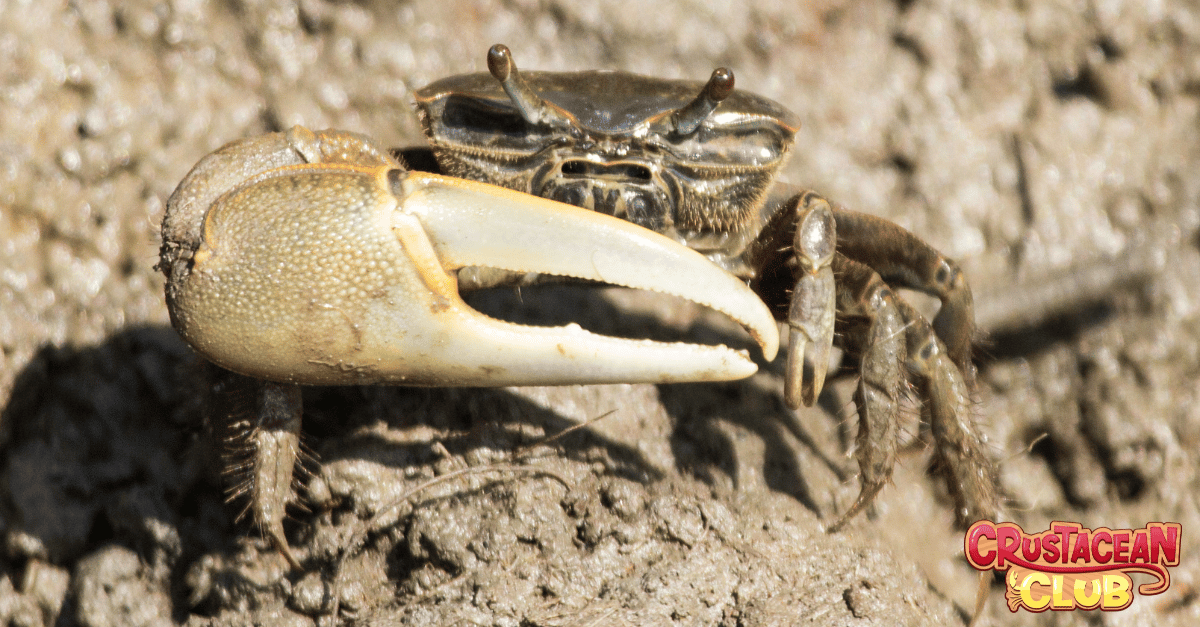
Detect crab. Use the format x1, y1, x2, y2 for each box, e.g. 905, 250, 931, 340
159, 44, 998, 571
408, 45, 998, 531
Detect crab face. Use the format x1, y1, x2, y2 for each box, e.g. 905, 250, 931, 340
415, 47, 799, 256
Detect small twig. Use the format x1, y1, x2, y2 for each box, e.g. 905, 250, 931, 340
369, 464, 570, 550
509, 409, 618, 460
572, 605, 620, 627
1010, 432, 1048, 461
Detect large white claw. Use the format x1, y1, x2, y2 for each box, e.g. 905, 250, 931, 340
163, 127, 778, 388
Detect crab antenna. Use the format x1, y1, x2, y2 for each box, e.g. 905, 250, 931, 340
671, 68, 735, 135
487, 44, 563, 127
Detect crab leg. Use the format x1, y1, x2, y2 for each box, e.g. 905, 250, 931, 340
205, 371, 306, 571
822, 255, 997, 532
783, 193, 837, 409
741, 191, 838, 409
831, 208, 977, 387
830, 208, 996, 525
891, 299, 997, 527
824, 254, 905, 532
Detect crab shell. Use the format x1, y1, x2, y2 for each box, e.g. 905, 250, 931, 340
413, 67, 800, 255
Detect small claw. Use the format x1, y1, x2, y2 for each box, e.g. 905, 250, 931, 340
784, 266, 835, 408
164, 128, 778, 389
783, 194, 837, 409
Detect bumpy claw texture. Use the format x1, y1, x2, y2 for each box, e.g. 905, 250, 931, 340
161, 126, 780, 568
415, 45, 1000, 536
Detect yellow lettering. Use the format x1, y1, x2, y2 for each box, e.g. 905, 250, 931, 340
1051, 574, 1075, 609
1019, 572, 1051, 610
1073, 576, 1101, 609
1102, 574, 1132, 610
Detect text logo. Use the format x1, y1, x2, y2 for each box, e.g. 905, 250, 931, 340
965, 520, 1181, 612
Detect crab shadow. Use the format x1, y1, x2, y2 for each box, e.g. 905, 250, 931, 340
0, 285, 842, 618
0, 320, 672, 553
0, 324, 675, 620
0, 326, 215, 622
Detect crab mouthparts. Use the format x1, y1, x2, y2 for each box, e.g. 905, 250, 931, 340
396, 171, 779, 386
536, 161, 673, 232
560, 160, 653, 181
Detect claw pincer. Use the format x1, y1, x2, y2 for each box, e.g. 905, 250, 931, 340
160, 126, 777, 567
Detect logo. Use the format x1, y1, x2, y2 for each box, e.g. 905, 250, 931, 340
965, 520, 1181, 612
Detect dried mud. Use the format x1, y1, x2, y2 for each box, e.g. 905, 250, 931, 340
2, 1, 1199, 626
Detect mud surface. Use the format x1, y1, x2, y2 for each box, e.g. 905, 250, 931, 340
2, 1, 1199, 625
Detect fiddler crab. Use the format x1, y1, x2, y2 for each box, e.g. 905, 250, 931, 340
160, 44, 997, 571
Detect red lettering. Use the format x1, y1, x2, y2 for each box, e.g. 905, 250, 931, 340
1149, 524, 1180, 565
997, 524, 1021, 568
1043, 533, 1061, 562
1069, 531, 1092, 563
1129, 530, 1150, 563
1113, 531, 1130, 563
1054, 522, 1080, 564
1021, 535, 1041, 562
1091, 530, 1112, 563
966, 521, 996, 568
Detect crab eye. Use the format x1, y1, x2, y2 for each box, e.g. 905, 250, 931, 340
668, 124, 791, 168
441, 96, 530, 137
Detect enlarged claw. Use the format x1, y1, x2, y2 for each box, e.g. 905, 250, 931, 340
161, 126, 778, 390
783, 193, 836, 409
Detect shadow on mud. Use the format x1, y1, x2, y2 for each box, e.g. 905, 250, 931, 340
1, 285, 831, 621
